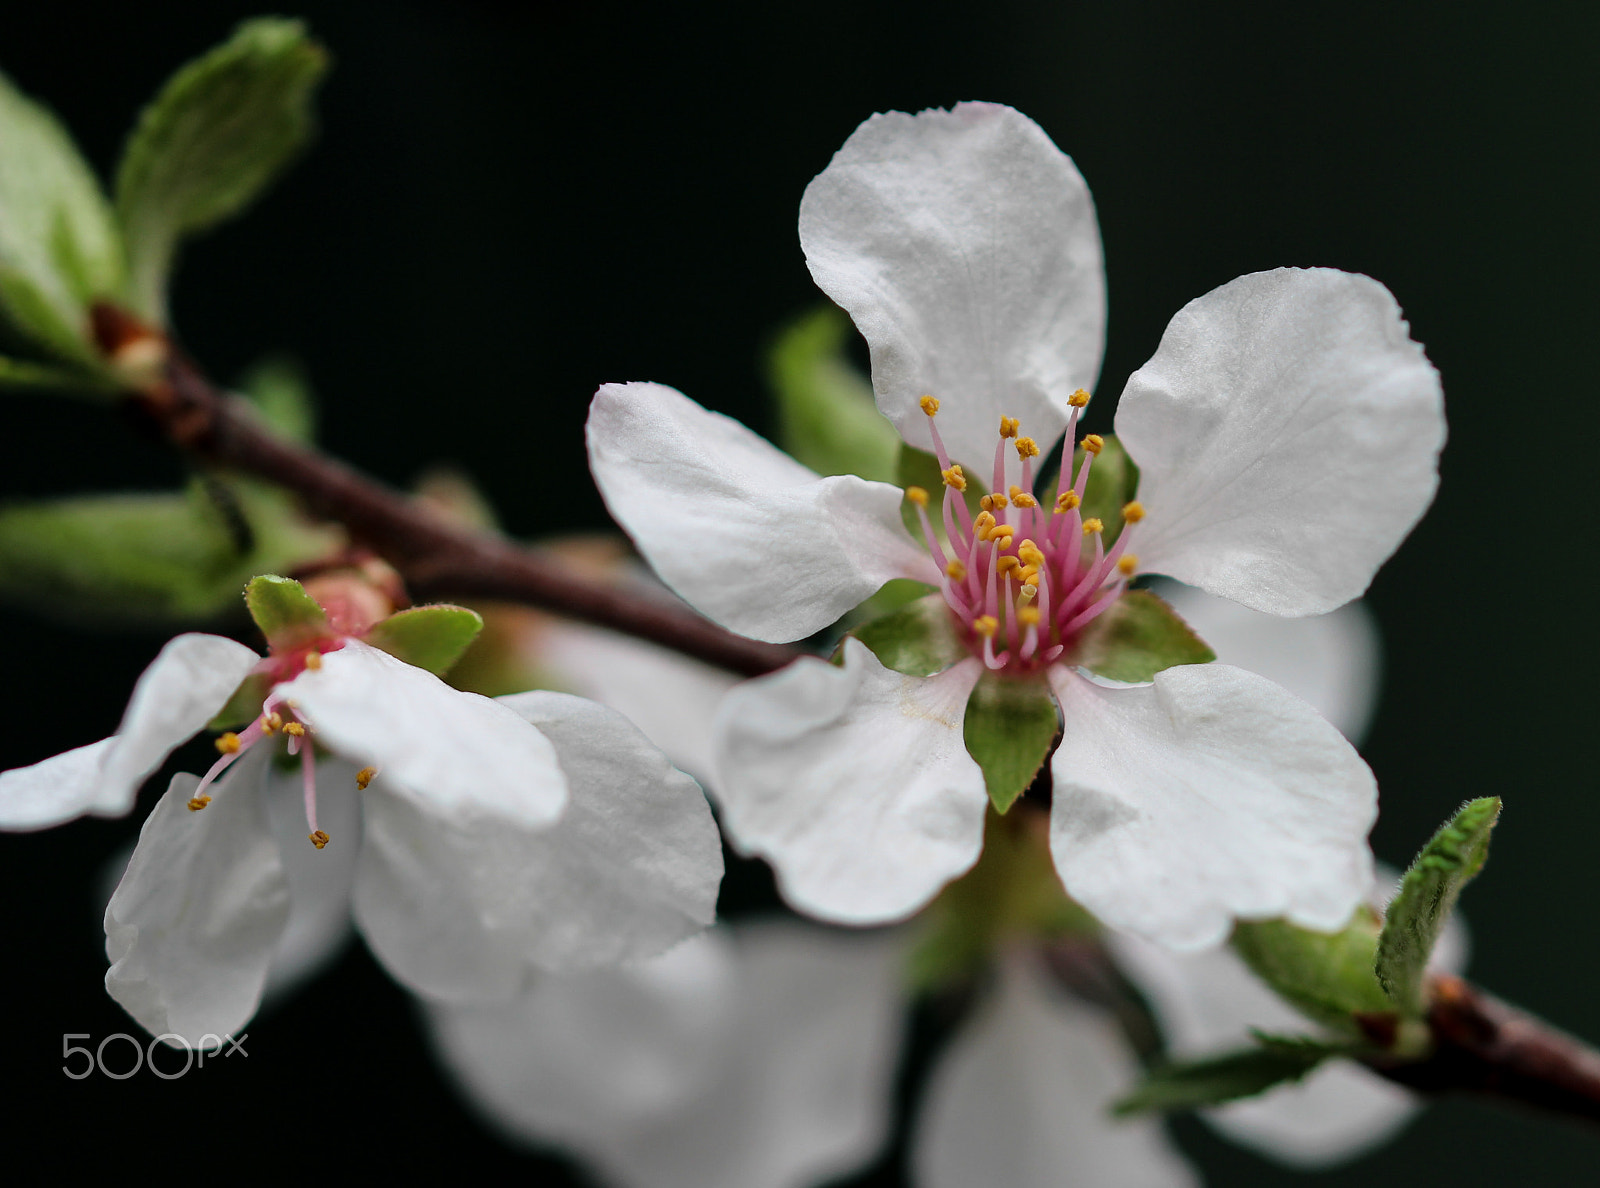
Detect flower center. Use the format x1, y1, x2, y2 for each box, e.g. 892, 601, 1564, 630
906, 393, 1142, 674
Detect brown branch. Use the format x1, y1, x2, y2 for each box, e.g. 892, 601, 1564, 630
1367, 975, 1600, 1126
98, 308, 798, 678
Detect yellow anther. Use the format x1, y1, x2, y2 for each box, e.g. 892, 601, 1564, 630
998, 416, 1019, 439
305, 651, 323, 670
186, 795, 212, 812
1017, 540, 1045, 567
1082, 518, 1104, 536
946, 560, 967, 581
905, 486, 929, 508
988, 524, 1015, 545
1008, 485, 1038, 509
1121, 501, 1145, 523
941, 464, 967, 491
973, 615, 999, 638
1017, 606, 1042, 627
262, 712, 284, 735
1068, 388, 1091, 408
355, 767, 377, 790
283, 722, 307, 738
982, 492, 1009, 511
308, 831, 330, 850
214, 732, 241, 755
997, 555, 1022, 577
1117, 554, 1140, 577
1019, 565, 1039, 585
1015, 436, 1040, 460
920, 395, 940, 417
1081, 434, 1105, 455
1054, 490, 1081, 513
974, 511, 996, 540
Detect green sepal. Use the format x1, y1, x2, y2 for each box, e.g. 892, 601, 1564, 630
1376, 797, 1502, 1015
1065, 590, 1215, 683
0, 70, 126, 364
1231, 910, 1396, 1036
207, 671, 273, 731
237, 356, 316, 443
907, 810, 1093, 990
850, 593, 967, 677
1113, 1033, 1356, 1116
245, 573, 327, 646
963, 673, 1059, 814
115, 18, 330, 319
0, 480, 337, 624
364, 605, 484, 677
896, 443, 984, 537
769, 305, 899, 482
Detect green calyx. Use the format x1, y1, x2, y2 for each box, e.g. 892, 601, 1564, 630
963, 673, 1059, 814
244, 573, 328, 647
1066, 589, 1215, 683
364, 604, 484, 677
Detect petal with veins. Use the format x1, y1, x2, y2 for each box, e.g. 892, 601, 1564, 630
424, 922, 905, 1188
1049, 663, 1377, 950
801, 102, 1106, 469
104, 748, 287, 1044
915, 955, 1198, 1188
711, 638, 988, 924
354, 692, 721, 1001
278, 640, 566, 829
587, 381, 928, 643
1116, 268, 1445, 616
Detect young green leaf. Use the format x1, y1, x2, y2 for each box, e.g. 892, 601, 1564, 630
1065, 589, 1215, 683
769, 305, 899, 482
0, 71, 126, 364
851, 593, 967, 677
1232, 911, 1395, 1034
364, 605, 484, 677
962, 673, 1059, 814
237, 355, 316, 443
1113, 1034, 1351, 1116
245, 573, 328, 645
1375, 797, 1502, 1015
116, 18, 330, 319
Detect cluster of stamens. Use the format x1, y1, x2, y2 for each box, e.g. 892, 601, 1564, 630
906, 392, 1143, 673
186, 648, 378, 850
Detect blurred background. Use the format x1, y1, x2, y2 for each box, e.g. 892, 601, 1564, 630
1, 1, 1595, 1182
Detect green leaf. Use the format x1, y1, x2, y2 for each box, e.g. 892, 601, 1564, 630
850, 593, 967, 677
1375, 797, 1502, 1015
115, 18, 329, 319
1114, 1035, 1348, 1116
769, 305, 899, 482
0, 480, 335, 624
963, 673, 1059, 814
364, 605, 484, 676
0, 352, 118, 397
1232, 910, 1396, 1035
245, 573, 327, 645
237, 356, 315, 443
0, 70, 126, 363
1065, 590, 1215, 682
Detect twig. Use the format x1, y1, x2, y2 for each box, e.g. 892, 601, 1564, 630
95, 306, 798, 678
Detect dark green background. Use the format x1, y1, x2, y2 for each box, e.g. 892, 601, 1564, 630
1, 2, 1595, 1182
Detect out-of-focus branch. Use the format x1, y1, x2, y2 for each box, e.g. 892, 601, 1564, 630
95, 307, 799, 678
1368, 975, 1600, 1125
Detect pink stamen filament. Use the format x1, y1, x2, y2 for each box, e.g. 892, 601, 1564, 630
301, 743, 320, 836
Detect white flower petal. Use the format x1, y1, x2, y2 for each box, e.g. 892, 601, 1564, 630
1155, 581, 1382, 743
1116, 268, 1445, 616
1049, 663, 1377, 949
587, 381, 928, 642
799, 102, 1106, 469
425, 922, 905, 1188
354, 691, 721, 1001
711, 639, 988, 924
915, 956, 1198, 1188
277, 639, 566, 828
0, 738, 116, 830
536, 619, 739, 780
104, 748, 288, 1044
259, 756, 362, 1002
